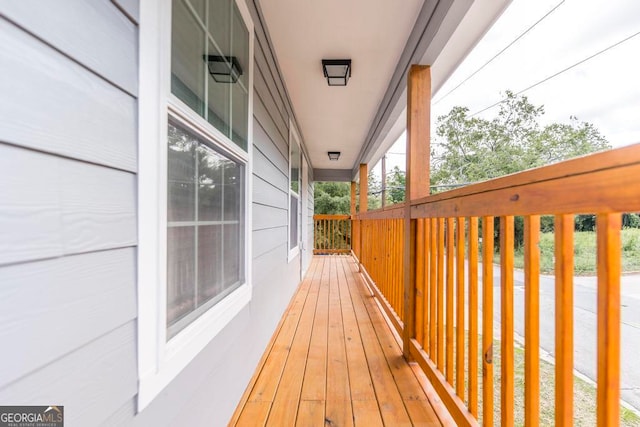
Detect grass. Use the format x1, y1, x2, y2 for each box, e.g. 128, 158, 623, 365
452, 335, 640, 426
513, 228, 640, 274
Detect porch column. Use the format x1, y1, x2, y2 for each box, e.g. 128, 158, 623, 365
358, 164, 368, 272
403, 65, 431, 358
350, 181, 359, 259
358, 163, 368, 213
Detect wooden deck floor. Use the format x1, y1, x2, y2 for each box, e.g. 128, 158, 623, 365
230, 255, 447, 426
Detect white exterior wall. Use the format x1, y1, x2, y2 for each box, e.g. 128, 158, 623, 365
0, 0, 313, 425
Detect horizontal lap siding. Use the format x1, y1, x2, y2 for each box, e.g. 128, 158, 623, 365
0, 0, 312, 425
0, 2, 138, 426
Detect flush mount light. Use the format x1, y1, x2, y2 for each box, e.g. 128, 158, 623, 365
322, 59, 351, 86
203, 55, 243, 83
328, 151, 341, 161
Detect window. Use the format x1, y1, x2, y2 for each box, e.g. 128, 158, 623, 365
288, 125, 301, 261
138, 0, 253, 410
167, 120, 245, 338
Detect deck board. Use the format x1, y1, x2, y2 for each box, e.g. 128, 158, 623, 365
232, 255, 445, 426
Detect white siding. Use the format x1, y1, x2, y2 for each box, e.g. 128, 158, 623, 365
0, 0, 314, 425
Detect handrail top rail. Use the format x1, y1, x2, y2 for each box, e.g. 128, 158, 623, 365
313, 214, 351, 220
411, 143, 640, 207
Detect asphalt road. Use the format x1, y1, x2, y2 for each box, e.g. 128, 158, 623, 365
476, 265, 640, 411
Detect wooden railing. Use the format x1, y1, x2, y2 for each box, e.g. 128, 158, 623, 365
313, 214, 351, 254
352, 144, 640, 427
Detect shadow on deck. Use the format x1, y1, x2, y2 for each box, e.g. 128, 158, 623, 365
230, 255, 454, 426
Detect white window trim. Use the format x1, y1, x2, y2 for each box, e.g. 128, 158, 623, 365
137, 0, 254, 411
288, 121, 302, 262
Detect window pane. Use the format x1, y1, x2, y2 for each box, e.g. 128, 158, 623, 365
206, 38, 231, 136
223, 160, 242, 221
171, 0, 206, 116
167, 226, 196, 328
290, 195, 298, 250
198, 145, 223, 221
168, 123, 196, 222
223, 223, 243, 287
290, 140, 300, 194
197, 225, 223, 305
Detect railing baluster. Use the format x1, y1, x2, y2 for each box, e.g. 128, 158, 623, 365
501, 216, 515, 426
424, 220, 431, 349
437, 217, 445, 370
525, 215, 540, 426
482, 216, 494, 426
555, 214, 574, 426
430, 218, 437, 359
416, 219, 425, 347
446, 217, 455, 383
456, 217, 465, 397
468, 216, 479, 417
597, 213, 621, 427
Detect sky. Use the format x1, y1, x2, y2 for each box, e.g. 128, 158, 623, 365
374, 0, 640, 177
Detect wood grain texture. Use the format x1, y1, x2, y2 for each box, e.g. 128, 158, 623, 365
0, 145, 136, 265
1, 0, 137, 95
406, 64, 431, 201
0, 322, 137, 426
429, 218, 437, 358
455, 217, 465, 398
410, 143, 640, 207
524, 215, 540, 426
467, 216, 479, 417
437, 218, 445, 371
359, 164, 368, 213
411, 155, 640, 219
500, 216, 515, 426
482, 216, 494, 427
0, 248, 136, 388
596, 213, 621, 427
446, 217, 455, 383
0, 145, 63, 264
235, 256, 445, 426
60, 159, 136, 254
0, 19, 137, 172
555, 214, 574, 426
416, 218, 426, 349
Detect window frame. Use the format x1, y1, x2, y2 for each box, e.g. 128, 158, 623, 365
288, 122, 302, 262
137, 0, 254, 411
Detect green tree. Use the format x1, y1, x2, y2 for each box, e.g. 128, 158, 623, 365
432, 91, 613, 244
385, 166, 406, 205
432, 91, 610, 186
314, 181, 350, 214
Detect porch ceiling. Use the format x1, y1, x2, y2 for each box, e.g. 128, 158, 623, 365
258, 0, 511, 177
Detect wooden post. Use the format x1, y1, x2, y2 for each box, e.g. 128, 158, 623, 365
403, 65, 431, 359
358, 164, 368, 272
381, 155, 387, 208
350, 181, 358, 258
359, 164, 368, 213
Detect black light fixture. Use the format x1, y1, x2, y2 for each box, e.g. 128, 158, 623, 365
328, 151, 341, 161
322, 59, 351, 86
203, 55, 243, 83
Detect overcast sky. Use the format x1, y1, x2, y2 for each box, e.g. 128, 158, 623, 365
375, 0, 640, 176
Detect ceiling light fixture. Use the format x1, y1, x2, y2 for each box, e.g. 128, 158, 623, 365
328, 151, 341, 161
203, 55, 243, 83
322, 59, 351, 86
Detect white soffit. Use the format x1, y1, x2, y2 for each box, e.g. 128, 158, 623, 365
363, 0, 512, 170
258, 0, 425, 171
